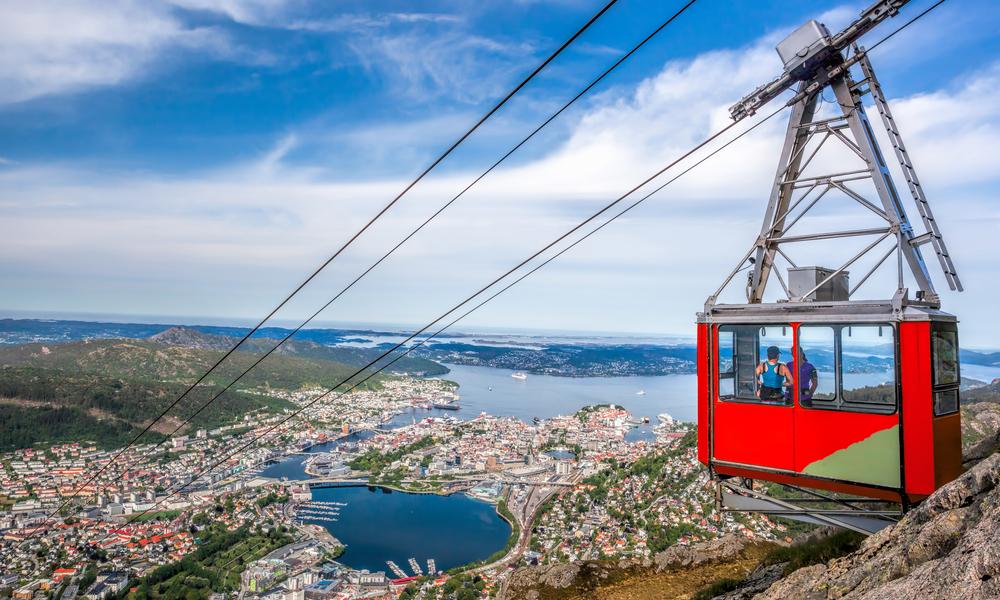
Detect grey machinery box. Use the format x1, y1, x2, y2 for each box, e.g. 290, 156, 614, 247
788, 267, 849, 301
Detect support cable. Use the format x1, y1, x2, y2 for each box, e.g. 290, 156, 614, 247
117, 0, 699, 485
35, 0, 621, 525
120, 0, 946, 520
115, 109, 764, 528
60, 0, 946, 542
230, 104, 789, 460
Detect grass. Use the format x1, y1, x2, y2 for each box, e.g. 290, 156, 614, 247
687, 529, 865, 599
764, 529, 865, 574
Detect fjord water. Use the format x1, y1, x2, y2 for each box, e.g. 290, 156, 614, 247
264, 366, 698, 571
306, 485, 511, 574
435, 363, 698, 422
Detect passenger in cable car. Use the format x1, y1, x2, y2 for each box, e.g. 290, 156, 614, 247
755, 345, 792, 402
786, 348, 819, 407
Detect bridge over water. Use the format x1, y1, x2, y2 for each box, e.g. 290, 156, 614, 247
303, 476, 574, 489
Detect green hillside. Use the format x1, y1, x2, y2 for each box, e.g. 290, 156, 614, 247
0, 338, 383, 391
0, 338, 390, 451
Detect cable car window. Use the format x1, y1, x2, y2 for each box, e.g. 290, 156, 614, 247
718, 329, 735, 398
934, 390, 959, 416
758, 326, 793, 403
734, 327, 758, 399
931, 322, 960, 416
796, 326, 836, 405
717, 325, 792, 404
842, 326, 896, 405
931, 324, 959, 386
798, 324, 896, 413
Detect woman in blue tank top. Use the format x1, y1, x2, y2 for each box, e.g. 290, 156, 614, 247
756, 345, 792, 401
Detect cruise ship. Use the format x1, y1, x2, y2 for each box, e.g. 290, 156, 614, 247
432, 401, 460, 411
511, 372, 528, 380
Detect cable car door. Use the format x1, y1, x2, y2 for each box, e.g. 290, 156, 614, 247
713, 325, 794, 471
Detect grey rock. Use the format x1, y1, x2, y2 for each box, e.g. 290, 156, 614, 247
753, 453, 1000, 599
652, 534, 749, 572
715, 563, 787, 600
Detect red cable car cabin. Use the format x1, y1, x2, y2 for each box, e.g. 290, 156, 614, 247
695, 6, 967, 517
696, 302, 963, 504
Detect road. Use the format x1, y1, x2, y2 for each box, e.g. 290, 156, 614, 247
467, 471, 582, 576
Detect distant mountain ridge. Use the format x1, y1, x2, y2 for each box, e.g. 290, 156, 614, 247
146, 326, 448, 376
1, 318, 998, 376
0, 330, 418, 451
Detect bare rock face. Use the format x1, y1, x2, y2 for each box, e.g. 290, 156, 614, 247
715, 563, 786, 600
148, 326, 234, 350
964, 403, 1000, 464
502, 535, 755, 599
652, 534, 748, 572
755, 453, 1000, 600
533, 563, 583, 589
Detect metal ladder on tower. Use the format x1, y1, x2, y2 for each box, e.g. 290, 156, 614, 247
855, 47, 963, 292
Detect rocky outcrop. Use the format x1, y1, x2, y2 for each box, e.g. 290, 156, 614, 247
501, 535, 768, 600
754, 453, 1000, 600
651, 535, 749, 571
148, 326, 234, 350
964, 403, 1000, 464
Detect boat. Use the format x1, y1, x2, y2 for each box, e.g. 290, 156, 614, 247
657, 412, 674, 426
511, 372, 528, 380
636, 390, 646, 396
432, 402, 460, 411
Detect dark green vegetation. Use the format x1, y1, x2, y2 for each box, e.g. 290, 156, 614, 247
256, 491, 289, 508
0, 364, 290, 451
691, 577, 744, 600
128, 524, 293, 599
399, 573, 490, 600
0, 403, 147, 453
132, 510, 182, 523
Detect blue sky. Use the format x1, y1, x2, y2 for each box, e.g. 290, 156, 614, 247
1, 0, 999, 346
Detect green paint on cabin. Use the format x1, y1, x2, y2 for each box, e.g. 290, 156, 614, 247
802, 425, 900, 488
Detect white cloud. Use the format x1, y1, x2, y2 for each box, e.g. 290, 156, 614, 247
1, 18, 998, 343
167, 0, 298, 25
341, 27, 536, 105
0, 0, 283, 105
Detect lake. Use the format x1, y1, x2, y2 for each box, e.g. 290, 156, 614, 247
303, 485, 511, 574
